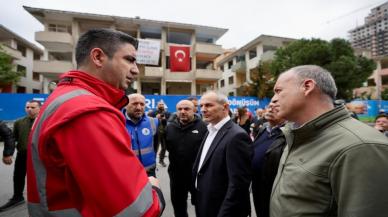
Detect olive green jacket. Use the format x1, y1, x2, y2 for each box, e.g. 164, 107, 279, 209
270, 106, 388, 217
13, 116, 35, 152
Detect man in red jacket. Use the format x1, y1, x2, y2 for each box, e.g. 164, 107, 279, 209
27, 28, 165, 217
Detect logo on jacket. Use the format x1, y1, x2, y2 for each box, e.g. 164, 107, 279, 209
142, 128, 150, 135
192, 130, 199, 134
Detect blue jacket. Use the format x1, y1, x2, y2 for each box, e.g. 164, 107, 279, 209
123, 110, 158, 171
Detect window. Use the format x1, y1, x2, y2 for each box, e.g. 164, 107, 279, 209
228, 92, 235, 96
228, 61, 233, 69
17, 44, 26, 57
166, 56, 170, 69
48, 52, 72, 61
33, 53, 41, 60
220, 79, 225, 87
236, 55, 245, 62
33, 89, 41, 93
48, 24, 72, 34
140, 31, 161, 39
263, 45, 278, 52
220, 65, 224, 71
228, 76, 234, 84
16, 86, 26, 93
249, 49, 257, 59
33, 72, 40, 81
17, 65, 26, 77
167, 31, 191, 45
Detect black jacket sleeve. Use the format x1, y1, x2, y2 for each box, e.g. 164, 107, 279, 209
0, 121, 15, 157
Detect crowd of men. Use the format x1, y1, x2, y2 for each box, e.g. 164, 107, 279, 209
0, 28, 388, 217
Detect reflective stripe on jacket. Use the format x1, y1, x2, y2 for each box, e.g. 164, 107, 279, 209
123, 111, 158, 170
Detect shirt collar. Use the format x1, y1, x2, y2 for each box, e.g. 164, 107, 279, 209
208, 115, 230, 132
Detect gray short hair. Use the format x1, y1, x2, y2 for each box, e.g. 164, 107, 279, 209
202, 91, 229, 105
289, 65, 337, 100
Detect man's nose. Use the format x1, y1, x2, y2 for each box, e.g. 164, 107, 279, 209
271, 95, 278, 104
131, 63, 139, 75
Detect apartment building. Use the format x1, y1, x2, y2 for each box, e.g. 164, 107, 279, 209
0, 24, 43, 93
216, 35, 295, 96
24, 6, 227, 95
349, 2, 388, 57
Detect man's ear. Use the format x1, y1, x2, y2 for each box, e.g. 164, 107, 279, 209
302, 79, 316, 96
90, 48, 107, 68
223, 103, 230, 111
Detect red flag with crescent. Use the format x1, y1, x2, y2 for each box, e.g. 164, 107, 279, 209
170, 46, 191, 72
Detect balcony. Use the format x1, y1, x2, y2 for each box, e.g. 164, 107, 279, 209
231, 61, 246, 74
196, 43, 223, 54
35, 31, 73, 52
196, 69, 222, 80
165, 70, 194, 81
1, 45, 22, 59
144, 66, 163, 77
195, 43, 223, 61
34, 60, 74, 76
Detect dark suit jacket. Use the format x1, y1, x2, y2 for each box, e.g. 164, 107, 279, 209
192, 120, 253, 217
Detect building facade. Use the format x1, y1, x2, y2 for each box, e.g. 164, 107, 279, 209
0, 25, 43, 93
216, 35, 295, 96
24, 6, 227, 95
349, 2, 388, 57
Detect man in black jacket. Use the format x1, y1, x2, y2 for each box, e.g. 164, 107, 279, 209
151, 101, 170, 167
1, 121, 14, 157
193, 91, 252, 217
166, 99, 207, 217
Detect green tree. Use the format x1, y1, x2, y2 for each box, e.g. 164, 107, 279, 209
270, 38, 376, 100
241, 60, 275, 98
382, 88, 388, 100
0, 45, 22, 85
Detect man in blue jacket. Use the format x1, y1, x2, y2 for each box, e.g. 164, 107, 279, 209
123, 93, 158, 176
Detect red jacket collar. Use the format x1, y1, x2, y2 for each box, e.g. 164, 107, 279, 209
58, 70, 129, 109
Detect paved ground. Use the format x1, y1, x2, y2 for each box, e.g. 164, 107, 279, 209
0, 143, 256, 217
0, 143, 27, 217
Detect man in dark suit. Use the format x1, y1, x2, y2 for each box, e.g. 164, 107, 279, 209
193, 91, 253, 217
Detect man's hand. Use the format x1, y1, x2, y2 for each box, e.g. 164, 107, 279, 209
148, 176, 160, 188
2, 156, 13, 165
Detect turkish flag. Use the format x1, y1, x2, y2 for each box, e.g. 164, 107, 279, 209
170, 46, 191, 72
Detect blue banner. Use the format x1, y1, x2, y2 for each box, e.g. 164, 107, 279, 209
0, 94, 48, 121
2, 94, 388, 122
0, 94, 269, 121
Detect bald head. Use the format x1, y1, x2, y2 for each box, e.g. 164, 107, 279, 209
126, 93, 146, 121
271, 65, 336, 125
176, 100, 195, 125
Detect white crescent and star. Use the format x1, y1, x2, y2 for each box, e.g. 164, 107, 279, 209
174, 50, 186, 62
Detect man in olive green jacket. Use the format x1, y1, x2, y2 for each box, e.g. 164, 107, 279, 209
270, 65, 388, 217
0, 100, 41, 212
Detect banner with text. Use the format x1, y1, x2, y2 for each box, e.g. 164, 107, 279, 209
136, 39, 161, 65
0, 94, 269, 121
2, 94, 388, 122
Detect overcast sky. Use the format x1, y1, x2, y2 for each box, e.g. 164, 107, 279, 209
0, 0, 386, 49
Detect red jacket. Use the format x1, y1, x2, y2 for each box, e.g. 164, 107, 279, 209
27, 71, 164, 217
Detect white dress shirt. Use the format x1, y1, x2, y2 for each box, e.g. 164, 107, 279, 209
196, 115, 230, 187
